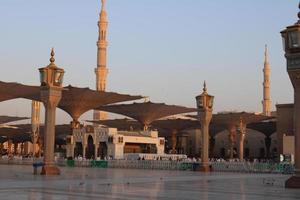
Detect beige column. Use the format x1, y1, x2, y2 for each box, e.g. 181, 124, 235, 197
83, 145, 87, 159
38, 137, 43, 158
71, 144, 75, 158
285, 85, 300, 187
13, 143, 18, 155
238, 120, 246, 161
181, 135, 188, 154
0, 143, 3, 154
20, 143, 24, 156
40, 87, 62, 175
7, 140, 12, 158
171, 129, 177, 154
94, 144, 99, 159
199, 110, 212, 172
293, 87, 300, 174
228, 124, 236, 159
31, 100, 41, 159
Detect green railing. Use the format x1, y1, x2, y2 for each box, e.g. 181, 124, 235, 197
66, 160, 75, 167
211, 162, 294, 174
91, 160, 108, 168
63, 160, 294, 174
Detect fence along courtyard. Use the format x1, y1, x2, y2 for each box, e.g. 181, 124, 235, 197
0, 158, 293, 174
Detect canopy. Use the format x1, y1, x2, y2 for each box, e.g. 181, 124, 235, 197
0, 82, 144, 122
211, 112, 274, 126
0, 116, 29, 124
152, 118, 200, 131
187, 112, 274, 127
0, 126, 31, 143
87, 118, 142, 131
0, 124, 72, 143
58, 85, 143, 121
0, 81, 40, 102
98, 102, 197, 129
247, 121, 276, 137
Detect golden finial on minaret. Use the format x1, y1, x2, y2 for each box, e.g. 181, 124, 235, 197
203, 81, 207, 93
50, 48, 55, 63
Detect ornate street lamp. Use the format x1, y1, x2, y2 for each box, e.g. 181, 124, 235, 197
195, 81, 214, 172
39, 49, 65, 175
281, 3, 300, 188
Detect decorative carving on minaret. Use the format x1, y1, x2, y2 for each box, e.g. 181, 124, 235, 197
94, 0, 109, 121
262, 45, 271, 116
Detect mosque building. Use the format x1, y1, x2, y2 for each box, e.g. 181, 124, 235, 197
24, 0, 293, 161
65, 0, 166, 160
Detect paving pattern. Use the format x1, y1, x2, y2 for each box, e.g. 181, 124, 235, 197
0, 165, 299, 200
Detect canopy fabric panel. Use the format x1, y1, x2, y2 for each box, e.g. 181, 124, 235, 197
152, 118, 200, 131
98, 102, 197, 126
58, 85, 143, 120
87, 118, 142, 131
0, 81, 40, 102
0, 116, 29, 124
211, 112, 274, 126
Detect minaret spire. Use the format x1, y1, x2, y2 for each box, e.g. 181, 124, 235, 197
101, 0, 106, 11
262, 45, 271, 116
94, 0, 109, 121
264, 44, 269, 65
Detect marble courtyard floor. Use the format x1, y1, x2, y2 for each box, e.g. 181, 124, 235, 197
0, 165, 299, 200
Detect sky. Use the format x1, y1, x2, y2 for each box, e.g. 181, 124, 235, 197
0, 0, 298, 124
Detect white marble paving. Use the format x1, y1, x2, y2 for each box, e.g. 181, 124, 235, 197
0, 165, 299, 200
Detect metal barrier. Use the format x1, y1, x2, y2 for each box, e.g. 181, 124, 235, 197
211, 162, 295, 174
0, 158, 295, 174
106, 160, 193, 171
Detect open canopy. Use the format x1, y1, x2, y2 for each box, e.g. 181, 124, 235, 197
0, 125, 31, 143
0, 124, 71, 143
188, 112, 274, 127
0, 116, 29, 124
58, 85, 144, 121
211, 112, 274, 126
98, 102, 197, 129
247, 121, 276, 137
152, 118, 200, 131
0, 81, 40, 102
0, 82, 144, 122
87, 118, 142, 131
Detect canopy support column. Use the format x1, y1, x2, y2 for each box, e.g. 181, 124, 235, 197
171, 129, 177, 154
227, 124, 236, 159
239, 120, 246, 161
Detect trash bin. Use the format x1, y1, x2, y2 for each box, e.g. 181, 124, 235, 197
66, 160, 75, 167
32, 162, 44, 175
192, 163, 201, 171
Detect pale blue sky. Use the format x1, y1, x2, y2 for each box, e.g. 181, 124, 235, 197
0, 0, 298, 124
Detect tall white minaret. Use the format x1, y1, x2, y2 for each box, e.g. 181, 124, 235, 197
262, 45, 271, 116
94, 0, 109, 121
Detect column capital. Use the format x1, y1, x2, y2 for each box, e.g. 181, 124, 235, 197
40, 86, 63, 108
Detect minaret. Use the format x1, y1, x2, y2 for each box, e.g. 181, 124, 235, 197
262, 45, 271, 116
94, 0, 109, 121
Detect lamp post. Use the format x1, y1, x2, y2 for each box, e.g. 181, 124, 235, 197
39, 49, 65, 175
281, 3, 300, 188
196, 81, 214, 172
